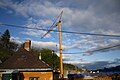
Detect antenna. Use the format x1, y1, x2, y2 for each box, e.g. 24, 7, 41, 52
41, 11, 63, 39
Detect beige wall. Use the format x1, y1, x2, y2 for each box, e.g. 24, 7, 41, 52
20, 71, 53, 80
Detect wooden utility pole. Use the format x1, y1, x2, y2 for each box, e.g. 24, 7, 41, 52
58, 20, 63, 78
41, 11, 63, 79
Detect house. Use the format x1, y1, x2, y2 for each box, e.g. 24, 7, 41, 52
0, 40, 53, 80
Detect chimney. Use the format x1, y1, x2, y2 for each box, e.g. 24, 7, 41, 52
39, 53, 41, 60
24, 40, 31, 51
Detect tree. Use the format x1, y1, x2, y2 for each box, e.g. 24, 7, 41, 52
40, 49, 60, 70
9, 41, 18, 51
0, 29, 10, 48
0, 46, 14, 62
31, 48, 82, 72
0, 29, 18, 62
1, 29, 10, 43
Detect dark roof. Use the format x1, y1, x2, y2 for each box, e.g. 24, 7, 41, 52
0, 48, 51, 69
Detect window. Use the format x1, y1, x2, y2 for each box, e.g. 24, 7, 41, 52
29, 77, 39, 80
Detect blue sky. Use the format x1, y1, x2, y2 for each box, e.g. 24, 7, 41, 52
0, 0, 120, 69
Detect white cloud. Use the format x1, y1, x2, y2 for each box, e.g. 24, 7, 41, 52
1, 0, 120, 68
10, 37, 69, 52
1, 0, 120, 30
108, 39, 120, 44
1, 0, 120, 37
31, 40, 68, 51
83, 39, 120, 56
40, 19, 53, 26
21, 17, 52, 38
75, 59, 120, 69
10, 36, 22, 44
9, 0, 61, 18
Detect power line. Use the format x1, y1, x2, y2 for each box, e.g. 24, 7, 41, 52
0, 23, 47, 31
1, 23, 120, 37
0, 23, 120, 54
87, 44, 120, 53
63, 52, 86, 54
62, 44, 120, 54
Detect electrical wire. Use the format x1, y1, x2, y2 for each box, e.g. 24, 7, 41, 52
62, 44, 120, 54
1, 23, 120, 53
86, 44, 120, 53
1, 23, 120, 38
